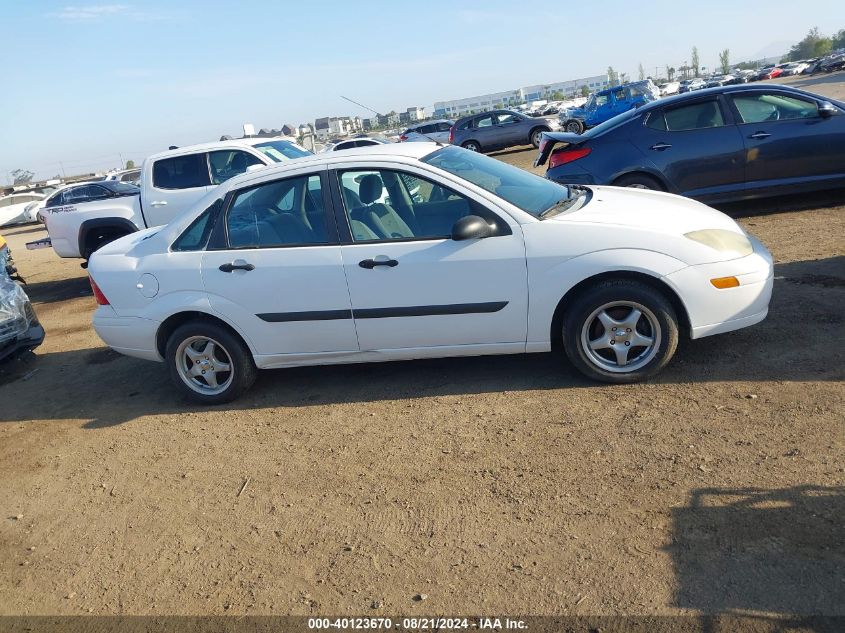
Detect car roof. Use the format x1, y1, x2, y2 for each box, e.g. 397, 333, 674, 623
146, 136, 300, 161
408, 119, 453, 129
636, 84, 835, 113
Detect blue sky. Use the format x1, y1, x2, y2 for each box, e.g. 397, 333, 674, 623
1, 1, 843, 181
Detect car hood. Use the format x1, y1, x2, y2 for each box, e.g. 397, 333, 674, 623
556, 186, 743, 235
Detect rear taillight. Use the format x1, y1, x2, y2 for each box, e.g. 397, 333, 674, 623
448, 126, 455, 144
399, 134, 408, 141
549, 146, 592, 169
89, 277, 109, 305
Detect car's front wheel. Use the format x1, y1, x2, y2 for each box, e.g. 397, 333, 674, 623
563, 280, 679, 383
564, 119, 584, 134
165, 321, 257, 404
612, 173, 664, 191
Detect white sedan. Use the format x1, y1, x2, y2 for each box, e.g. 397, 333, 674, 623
88, 143, 773, 403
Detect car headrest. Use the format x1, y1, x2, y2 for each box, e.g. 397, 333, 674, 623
359, 174, 383, 205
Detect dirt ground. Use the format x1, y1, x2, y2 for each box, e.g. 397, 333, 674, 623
1, 74, 843, 619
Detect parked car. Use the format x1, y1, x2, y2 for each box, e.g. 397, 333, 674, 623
559, 81, 659, 134
37, 137, 311, 260
752, 65, 783, 81
0, 193, 45, 228
819, 53, 845, 73
678, 78, 706, 93
88, 142, 773, 403
449, 109, 558, 152
103, 168, 142, 185
780, 62, 808, 76
0, 260, 44, 362
705, 75, 734, 88
399, 120, 454, 143
723, 72, 751, 85
535, 85, 845, 204
660, 81, 681, 96
322, 137, 392, 152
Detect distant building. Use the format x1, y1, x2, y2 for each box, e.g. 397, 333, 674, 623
433, 74, 610, 117
314, 116, 362, 140
406, 106, 425, 121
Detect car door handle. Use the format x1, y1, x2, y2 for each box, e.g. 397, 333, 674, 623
650, 142, 672, 151
219, 262, 255, 273
359, 258, 398, 269
749, 131, 771, 140
150, 200, 168, 207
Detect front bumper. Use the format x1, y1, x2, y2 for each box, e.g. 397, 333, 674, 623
0, 314, 45, 362
663, 236, 774, 339
92, 307, 162, 362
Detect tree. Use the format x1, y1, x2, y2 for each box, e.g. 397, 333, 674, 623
833, 28, 845, 50
691, 46, 700, 77
787, 27, 832, 61
638, 62, 645, 81
719, 49, 731, 75
607, 66, 619, 87
125, 159, 135, 170
580, 85, 590, 97
11, 169, 33, 185
549, 90, 565, 100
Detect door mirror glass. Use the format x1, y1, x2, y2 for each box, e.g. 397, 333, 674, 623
451, 215, 493, 241
819, 101, 837, 118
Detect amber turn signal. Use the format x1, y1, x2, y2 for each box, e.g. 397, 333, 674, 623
710, 276, 740, 289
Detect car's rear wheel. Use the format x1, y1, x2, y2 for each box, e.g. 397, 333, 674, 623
530, 127, 549, 148
165, 321, 257, 404
562, 280, 678, 383
612, 173, 664, 191
564, 119, 584, 134
462, 140, 481, 152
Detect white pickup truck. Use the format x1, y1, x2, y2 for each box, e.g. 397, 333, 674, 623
36, 137, 310, 259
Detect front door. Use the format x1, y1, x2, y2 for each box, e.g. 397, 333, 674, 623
201, 168, 358, 357
333, 165, 528, 352
728, 90, 845, 194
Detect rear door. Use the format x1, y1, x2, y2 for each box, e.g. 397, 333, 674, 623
143, 152, 212, 227
629, 96, 746, 200
727, 90, 845, 194
200, 167, 358, 357
472, 113, 500, 149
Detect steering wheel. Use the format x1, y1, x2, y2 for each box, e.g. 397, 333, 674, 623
765, 107, 781, 121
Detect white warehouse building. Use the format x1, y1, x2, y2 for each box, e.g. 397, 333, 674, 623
433, 74, 610, 117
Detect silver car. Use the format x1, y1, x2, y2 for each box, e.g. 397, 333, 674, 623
399, 120, 454, 143
450, 109, 559, 153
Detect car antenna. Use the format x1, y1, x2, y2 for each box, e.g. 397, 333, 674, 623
340, 95, 445, 147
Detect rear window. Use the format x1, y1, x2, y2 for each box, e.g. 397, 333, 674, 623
172, 199, 221, 251
663, 100, 725, 131
153, 153, 211, 189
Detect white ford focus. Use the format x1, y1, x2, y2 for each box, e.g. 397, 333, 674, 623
88, 143, 773, 403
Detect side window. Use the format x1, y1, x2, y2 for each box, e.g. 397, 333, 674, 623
86, 185, 111, 200
208, 150, 263, 185
646, 111, 668, 131
338, 168, 504, 242
595, 94, 609, 107
435, 122, 452, 132
496, 112, 519, 125
152, 154, 211, 190
664, 100, 725, 131
226, 174, 329, 248
172, 199, 222, 252
731, 93, 819, 124
65, 187, 87, 203
46, 191, 66, 207
476, 115, 495, 128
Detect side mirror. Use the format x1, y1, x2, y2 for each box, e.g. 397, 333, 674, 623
818, 101, 837, 118
451, 215, 493, 241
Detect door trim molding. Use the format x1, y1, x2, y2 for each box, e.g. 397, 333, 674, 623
257, 301, 508, 322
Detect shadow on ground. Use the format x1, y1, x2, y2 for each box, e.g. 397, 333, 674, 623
669, 485, 845, 629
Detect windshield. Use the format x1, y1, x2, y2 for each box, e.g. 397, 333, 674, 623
253, 140, 311, 162
421, 146, 587, 219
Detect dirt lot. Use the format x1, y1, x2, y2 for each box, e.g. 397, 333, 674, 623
1, 74, 843, 619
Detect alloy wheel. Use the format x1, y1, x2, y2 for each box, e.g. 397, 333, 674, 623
579, 301, 661, 373
175, 336, 234, 395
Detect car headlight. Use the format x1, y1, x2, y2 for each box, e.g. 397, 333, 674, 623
684, 229, 753, 256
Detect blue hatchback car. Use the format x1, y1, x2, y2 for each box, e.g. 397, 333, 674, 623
536, 85, 845, 204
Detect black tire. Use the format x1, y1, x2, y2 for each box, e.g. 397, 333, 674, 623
461, 140, 481, 152
562, 279, 679, 383
165, 321, 257, 404
564, 119, 584, 134
612, 173, 664, 191
530, 127, 549, 148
